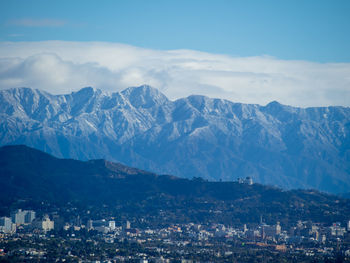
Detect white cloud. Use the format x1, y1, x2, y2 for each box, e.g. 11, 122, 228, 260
0, 41, 349, 107
8, 34, 25, 38
7, 18, 67, 27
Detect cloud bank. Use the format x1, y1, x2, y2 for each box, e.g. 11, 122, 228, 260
0, 41, 349, 107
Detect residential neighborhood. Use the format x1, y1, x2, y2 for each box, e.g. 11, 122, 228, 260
1, 208, 350, 262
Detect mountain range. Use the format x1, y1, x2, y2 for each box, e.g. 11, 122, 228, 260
0, 86, 349, 193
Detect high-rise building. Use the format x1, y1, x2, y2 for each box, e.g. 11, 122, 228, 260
243, 224, 248, 233
42, 216, 54, 232
0, 217, 15, 233
263, 222, 281, 237
276, 222, 281, 235
33, 215, 54, 232
11, 209, 26, 224
52, 215, 64, 231
109, 221, 116, 230
24, 211, 36, 223
87, 219, 93, 230
11, 209, 36, 224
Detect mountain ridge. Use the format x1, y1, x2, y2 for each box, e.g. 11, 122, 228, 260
0, 86, 349, 193
1, 144, 350, 226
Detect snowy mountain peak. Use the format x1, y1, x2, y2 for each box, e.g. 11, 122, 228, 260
4, 87, 50, 100
121, 85, 169, 108
264, 100, 295, 111
71, 86, 105, 101
0, 86, 349, 193
73, 86, 98, 95
266, 100, 282, 107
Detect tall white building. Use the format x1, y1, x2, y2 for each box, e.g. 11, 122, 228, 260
11, 209, 25, 224
0, 217, 16, 233
11, 209, 36, 224
42, 216, 54, 232
33, 215, 54, 232
109, 221, 116, 230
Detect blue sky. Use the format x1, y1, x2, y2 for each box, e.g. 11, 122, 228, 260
0, 0, 349, 107
1, 0, 350, 62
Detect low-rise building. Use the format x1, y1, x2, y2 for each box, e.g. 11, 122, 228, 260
87, 219, 116, 233
329, 222, 346, 237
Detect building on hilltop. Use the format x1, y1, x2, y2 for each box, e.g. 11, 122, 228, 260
244, 177, 253, 185
237, 177, 253, 185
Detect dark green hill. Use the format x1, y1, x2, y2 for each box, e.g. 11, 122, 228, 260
0, 145, 349, 226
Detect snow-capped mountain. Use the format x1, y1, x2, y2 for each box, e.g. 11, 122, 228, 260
0, 85, 349, 193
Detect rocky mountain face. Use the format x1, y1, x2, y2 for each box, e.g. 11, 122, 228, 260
0, 86, 349, 193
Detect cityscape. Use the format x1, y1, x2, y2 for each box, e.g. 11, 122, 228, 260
1, 206, 350, 262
